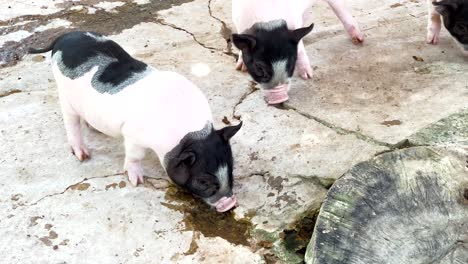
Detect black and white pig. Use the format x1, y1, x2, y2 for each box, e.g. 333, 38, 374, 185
231, 0, 364, 104
427, 0, 468, 54
29, 31, 242, 212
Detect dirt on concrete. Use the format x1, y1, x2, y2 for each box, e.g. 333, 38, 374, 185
0, 0, 193, 68
162, 185, 253, 247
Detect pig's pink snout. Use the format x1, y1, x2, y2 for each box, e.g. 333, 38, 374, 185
264, 84, 289, 105
214, 196, 238, 212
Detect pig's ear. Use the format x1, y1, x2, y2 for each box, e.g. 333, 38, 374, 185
232, 34, 256, 51
217, 122, 243, 141
290, 23, 314, 43
433, 1, 458, 16
169, 151, 196, 185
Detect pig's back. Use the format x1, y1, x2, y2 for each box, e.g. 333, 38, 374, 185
51, 31, 150, 95
115, 70, 213, 156
232, 0, 314, 32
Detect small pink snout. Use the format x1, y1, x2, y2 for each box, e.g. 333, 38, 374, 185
214, 195, 238, 212
264, 84, 289, 105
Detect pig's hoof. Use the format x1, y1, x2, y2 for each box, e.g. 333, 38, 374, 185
296, 64, 313, 80
126, 164, 144, 186
426, 31, 440, 45
345, 24, 364, 44
235, 56, 248, 72
349, 27, 364, 44
236, 62, 247, 72
71, 146, 90, 161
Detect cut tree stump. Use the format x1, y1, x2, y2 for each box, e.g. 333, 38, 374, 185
306, 147, 468, 264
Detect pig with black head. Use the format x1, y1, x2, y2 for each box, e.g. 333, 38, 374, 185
231, 0, 364, 105
29, 31, 242, 212
427, 0, 468, 53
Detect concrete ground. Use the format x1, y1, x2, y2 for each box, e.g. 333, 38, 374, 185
0, 0, 467, 263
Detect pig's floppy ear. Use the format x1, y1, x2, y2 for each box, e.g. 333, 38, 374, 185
232, 34, 257, 51
168, 151, 196, 185
290, 23, 314, 43
217, 122, 243, 141
433, 1, 458, 16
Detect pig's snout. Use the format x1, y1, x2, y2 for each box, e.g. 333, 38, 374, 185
214, 195, 238, 212
264, 84, 289, 105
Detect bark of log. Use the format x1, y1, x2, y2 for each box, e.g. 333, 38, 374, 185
306, 147, 468, 264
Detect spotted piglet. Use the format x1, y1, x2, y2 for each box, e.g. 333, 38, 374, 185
427, 0, 468, 54
232, 0, 364, 104
29, 31, 242, 212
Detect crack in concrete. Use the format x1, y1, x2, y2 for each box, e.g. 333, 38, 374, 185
207, 0, 225, 31
155, 18, 219, 52
207, 0, 238, 60
288, 174, 335, 190
232, 81, 260, 119
27, 172, 125, 206
373, 140, 428, 157
281, 103, 394, 148
238, 171, 269, 181
283, 104, 428, 153
0, 89, 22, 98
228, 82, 401, 151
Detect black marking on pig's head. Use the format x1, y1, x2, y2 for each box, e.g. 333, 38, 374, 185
434, 0, 468, 50
164, 122, 243, 206
232, 20, 314, 89
49, 31, 150, 94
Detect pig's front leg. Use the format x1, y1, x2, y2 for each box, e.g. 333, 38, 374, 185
62, 110, 90, 161
235, 51, 247, 72
324, 0, 364, 44
124, 138, 146, 186
426, 1, 441, 44
296, 41, 313, 79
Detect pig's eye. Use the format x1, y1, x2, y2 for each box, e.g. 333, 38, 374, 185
252, 61, 270, 81
190, 176, 220, 197
253, 62, 266, 77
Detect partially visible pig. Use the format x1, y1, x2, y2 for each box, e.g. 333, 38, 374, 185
29, 31, 242, 212
231, 0, 364, 105
427, 0, 468, 54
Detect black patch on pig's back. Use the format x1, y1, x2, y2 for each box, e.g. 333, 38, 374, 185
51, 31, 149, 94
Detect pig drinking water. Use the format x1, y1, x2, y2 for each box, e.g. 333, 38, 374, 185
427, 0, 468, 54
29, 31, 242, 212
231, 0, 364, 105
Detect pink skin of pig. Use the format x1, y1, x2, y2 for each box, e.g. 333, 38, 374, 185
232, 0, 364, 78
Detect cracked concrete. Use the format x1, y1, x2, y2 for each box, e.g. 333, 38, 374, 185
1, 0, 467, 263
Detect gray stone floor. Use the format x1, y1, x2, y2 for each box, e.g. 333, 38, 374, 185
0, 0, 467, 263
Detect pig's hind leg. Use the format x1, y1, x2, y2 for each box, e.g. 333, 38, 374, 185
61, 106, 90, 161
324, 0, 364, 44
124, 138, 146, 186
